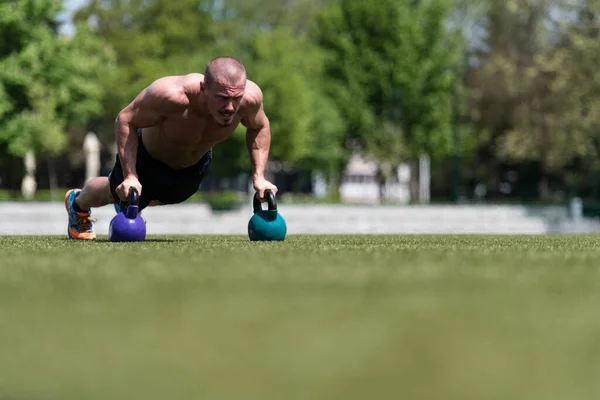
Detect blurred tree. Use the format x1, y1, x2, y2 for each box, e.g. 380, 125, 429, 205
542, 1, 600, 198
195, 27, 344, 180
239, 28, 344, 172
313, 0, 463, 201
219, 0, 330, 32
466, 0, 600, 200
0, 0, 114, 159
74, 0, 220, 130
224, 0, 345, 183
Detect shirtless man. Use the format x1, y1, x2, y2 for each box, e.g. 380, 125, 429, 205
64, 56, 277, 240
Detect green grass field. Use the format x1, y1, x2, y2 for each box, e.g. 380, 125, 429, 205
2, 234, 600, 399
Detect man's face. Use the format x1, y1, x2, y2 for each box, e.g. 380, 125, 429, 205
204, 77, 246, 127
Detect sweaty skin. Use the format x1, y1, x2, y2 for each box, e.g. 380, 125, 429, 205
112, 73, 276, 203
74, 71, 276, 211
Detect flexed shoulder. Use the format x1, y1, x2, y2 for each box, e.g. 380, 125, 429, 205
136, 76, 192, 114
117, 75, 192, 128
241, 80, 268, 131
243, 80, 264, 111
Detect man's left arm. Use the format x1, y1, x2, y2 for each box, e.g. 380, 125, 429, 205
241, 94, 278, 199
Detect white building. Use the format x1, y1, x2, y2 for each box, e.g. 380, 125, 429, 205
338, 153, 412, 204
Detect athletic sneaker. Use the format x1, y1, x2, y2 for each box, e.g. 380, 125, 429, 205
64, 189, 96, 240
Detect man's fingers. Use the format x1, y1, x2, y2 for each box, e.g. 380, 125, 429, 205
117, 183, 142, 202
118, 187, 129, 201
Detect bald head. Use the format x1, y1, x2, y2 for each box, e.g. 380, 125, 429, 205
204, 56, 246, 89
202, 57, 247, 127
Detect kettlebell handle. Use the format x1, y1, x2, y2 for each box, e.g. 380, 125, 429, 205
253, 189, 277, 213
129, 187, 140, 206
119, 187, 140, 212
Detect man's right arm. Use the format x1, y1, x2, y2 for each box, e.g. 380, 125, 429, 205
113, 79, 188, 198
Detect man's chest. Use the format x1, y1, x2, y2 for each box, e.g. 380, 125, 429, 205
161, 112, 241, 145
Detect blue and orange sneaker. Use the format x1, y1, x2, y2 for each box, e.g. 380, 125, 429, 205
64, 189, 96, 240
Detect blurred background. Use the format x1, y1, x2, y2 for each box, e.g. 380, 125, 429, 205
3, 0, 600, 234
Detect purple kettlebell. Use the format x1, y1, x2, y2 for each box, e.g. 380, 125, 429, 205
109, 188, 146, 242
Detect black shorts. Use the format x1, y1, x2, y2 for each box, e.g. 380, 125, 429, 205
108, 130, 212, 210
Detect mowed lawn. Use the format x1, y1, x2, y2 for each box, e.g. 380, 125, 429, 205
2, 234, 600, 400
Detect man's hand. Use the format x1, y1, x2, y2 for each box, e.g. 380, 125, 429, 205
116, 175, 142, 202
254, 176, 278, 201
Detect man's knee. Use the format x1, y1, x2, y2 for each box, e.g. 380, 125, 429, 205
96, 178, 114, 205
78, 176, 113, 208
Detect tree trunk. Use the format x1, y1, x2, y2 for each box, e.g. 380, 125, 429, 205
538, 175, 550, 200
410, 159, 419, 203
538, 161, 550, 200
48, 156, 58, 201
377, 166, 386, 204
327, 164, 342, 202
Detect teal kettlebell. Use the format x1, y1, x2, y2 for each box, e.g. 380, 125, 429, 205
248, 189, 287, 241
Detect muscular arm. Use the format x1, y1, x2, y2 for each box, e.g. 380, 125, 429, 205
115, 78, 189, 179
241, 90, 271, 183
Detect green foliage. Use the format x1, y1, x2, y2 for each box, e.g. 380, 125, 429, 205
75, 0, 220, 121
314, 0, 463, 175
0, 0, 114, 157
464, 0, 600, 197
242, 28, 344, 167
10, 0, 600, 201
0, 187, 67, 201
201, 190, 244, 211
